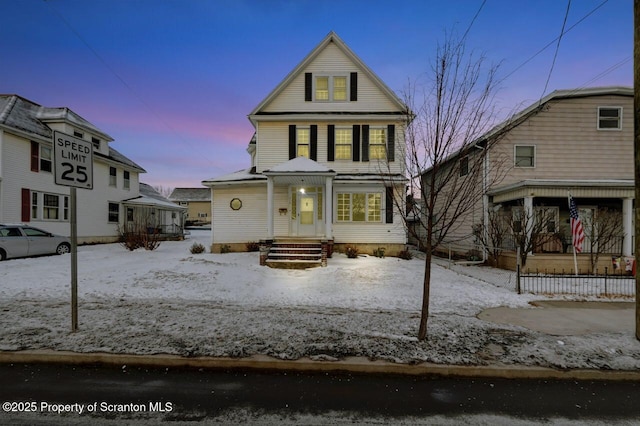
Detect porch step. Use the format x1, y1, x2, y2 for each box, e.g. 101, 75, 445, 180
265, 240, 323, 269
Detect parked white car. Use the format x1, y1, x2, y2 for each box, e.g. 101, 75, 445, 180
0, 224, 71, 261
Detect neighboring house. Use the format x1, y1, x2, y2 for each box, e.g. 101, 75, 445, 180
169, 188, 211, 225
0, 94, 154, 243
202, 32, 408, 265
422, 86, 634, 272
123, 183, 186, 237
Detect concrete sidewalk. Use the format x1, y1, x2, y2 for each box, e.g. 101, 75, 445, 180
478, 301, 635, 336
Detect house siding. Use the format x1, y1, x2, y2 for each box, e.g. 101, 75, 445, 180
492, 95, 633, 187
256, 121, 405, 175
212, 185, 268, 244
263, 42, 399, 113
1, 129, 141, 242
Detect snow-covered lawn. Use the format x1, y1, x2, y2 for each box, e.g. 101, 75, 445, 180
1, 230, 639, 370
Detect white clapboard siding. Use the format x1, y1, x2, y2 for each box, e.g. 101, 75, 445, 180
212, 185, 268, 243
263, 42, 399, 113
256, 121, 405, 175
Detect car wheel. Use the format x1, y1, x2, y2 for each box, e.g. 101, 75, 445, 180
0, 250, 5, 261
56, 243, 71, 255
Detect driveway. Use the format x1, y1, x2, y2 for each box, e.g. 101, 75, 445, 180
478, 301, 636, 336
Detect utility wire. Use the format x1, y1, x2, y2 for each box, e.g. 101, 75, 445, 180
500, 0, 609, 84
42, 0, 190, 148
539, 0, 572, 103
461, 0, 487, 42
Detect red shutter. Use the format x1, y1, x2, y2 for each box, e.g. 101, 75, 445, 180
30, 141, 39, 172
21, 188, 31, 222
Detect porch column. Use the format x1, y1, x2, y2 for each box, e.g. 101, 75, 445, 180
267, 176, 274, 239
325, 176, 333, 240
623, 197, 633, 256
524, 196, 534, 254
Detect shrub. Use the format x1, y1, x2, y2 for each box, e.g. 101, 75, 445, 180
246, 241, 260, 252
373, 247, 386, 258
220, 244, 231, 254
190, 242, 206, 254
397, 249, 413, 260
117, 222, 161, 251
345, 245, 359, 259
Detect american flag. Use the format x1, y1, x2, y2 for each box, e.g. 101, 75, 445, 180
569, 196, 585, 253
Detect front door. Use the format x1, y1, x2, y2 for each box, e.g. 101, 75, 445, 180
298, 194, 316, 236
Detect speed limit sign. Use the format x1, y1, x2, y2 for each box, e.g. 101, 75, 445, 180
53, 131, 93, 189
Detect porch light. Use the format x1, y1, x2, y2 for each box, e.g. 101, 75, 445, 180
299, 188, 306, 194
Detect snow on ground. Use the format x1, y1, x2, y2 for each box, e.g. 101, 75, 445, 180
0, 230, 639, 370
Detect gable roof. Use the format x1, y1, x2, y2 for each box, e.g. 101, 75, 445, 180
0, 94, 145, 173
169, 187, 211, 202
248, 31, 407, 121
123, 183, 186, 210
0, 94, 112, 141
420, 86, 634, 177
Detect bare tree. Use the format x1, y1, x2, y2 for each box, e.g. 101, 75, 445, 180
503, 205, 559, 269
153, 185, 174, 198
393, 32, 511, 341
472, 208, 509, 267
585, 208, 624, 273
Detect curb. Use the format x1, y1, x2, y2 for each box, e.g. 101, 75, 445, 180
1, 350, 639, 381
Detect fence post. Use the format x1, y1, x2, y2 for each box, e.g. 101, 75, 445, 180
604, 266, 608, 296
516, 263, 521, 294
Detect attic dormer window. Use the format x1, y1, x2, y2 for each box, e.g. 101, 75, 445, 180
74, 130, 83, 138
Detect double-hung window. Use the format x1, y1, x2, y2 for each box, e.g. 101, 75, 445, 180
369, 128, 386, 160
43, 194, 60, 220
597, 107, 622, 130
459, 156, 469, 176
108, 202, 119, 223
336, 192, 383, 222
297, 128, 310, 158
40, 145, 52, 172
514, 145, 535, 168
109, 167, 117, 186
123, 170, 130, 190
335, 128, 352, 160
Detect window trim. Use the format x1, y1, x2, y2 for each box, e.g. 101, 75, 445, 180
336, 192, 384, 223
514, 145, 535, 168
597, 106, 622, 131
334, 127, 352, 160
108, 202, 120, 223
296, 127, 310, 158
314, 75, 349, 102
109, 166, 117, 187
369, 127, 387, 160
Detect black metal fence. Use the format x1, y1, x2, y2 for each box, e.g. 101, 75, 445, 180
516, 266, 635, 297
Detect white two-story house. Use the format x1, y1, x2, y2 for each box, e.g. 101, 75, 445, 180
0, 94, 171, 244
203, 32, 409, 265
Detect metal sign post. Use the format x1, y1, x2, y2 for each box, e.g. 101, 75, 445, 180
53, 131, 93, 332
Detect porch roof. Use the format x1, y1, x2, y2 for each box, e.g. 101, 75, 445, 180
488, 179, 634, 203
263, 157, 337, 186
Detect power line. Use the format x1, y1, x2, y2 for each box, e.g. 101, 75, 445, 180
462, 0, 487, 42
500, 0, 609, 84
42, 0, 192, 151
539, 0, 572, 103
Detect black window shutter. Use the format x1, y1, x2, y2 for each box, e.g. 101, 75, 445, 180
30, 141, 39, 172
327, 125, 335, 162
21, 188, 31, 222
350, 72, 358, 101
361, 125, 370, 162
352, 125, 360, 162
385, 187, 394, 224
289, 125, 296, 159
310, 125, 318, 161
304, 73, 312, 101
387, 124, 395, 162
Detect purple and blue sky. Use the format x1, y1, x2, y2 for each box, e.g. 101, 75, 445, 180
1, 0, 632, 189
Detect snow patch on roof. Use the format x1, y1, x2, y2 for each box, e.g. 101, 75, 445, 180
265, 157, 335, 174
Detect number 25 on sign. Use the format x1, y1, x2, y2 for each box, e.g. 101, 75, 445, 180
53, 131, 93, 189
